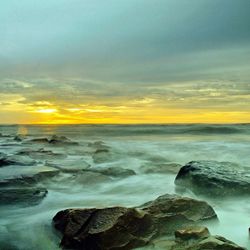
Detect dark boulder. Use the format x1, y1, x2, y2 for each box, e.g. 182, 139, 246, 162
175, 161, 250, 197
139, 194, 217, 234
53, 207, 155, 250
53, 194, 217, 249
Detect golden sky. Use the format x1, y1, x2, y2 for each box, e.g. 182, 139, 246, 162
1, 1, 250, 124
1, 79, 250, 124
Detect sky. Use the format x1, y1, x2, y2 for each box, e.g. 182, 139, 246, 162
0, 0, 250, 124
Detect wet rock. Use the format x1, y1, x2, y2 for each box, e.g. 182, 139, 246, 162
191, 235, 246, 250
92, 148, 112, 163
0, 242, 19, 250
17, 148, 67, 160
88, 141, 110, 151
0, 153, 13, 167
0, 168, 60, 187
0, 187, 48, 206
41, 171, 111, 189
0, 133, 12, 138
172, 227, 246, 250
29, 138, 50, 143
174, 226, 210, 241
147, 227, 246, 249
175, 161, 250, 197
141, 163, 182, 174
46, 158, 90, 172
139, 194, 217, 234
88, 166, 136, 177
72, 171, 111, 185
53, 207, 156, 250
0, 154, 36, 167
49, 135, 78, 145
14, 134, 26, 142
53, 194, 217, 249
28, 135, 78, 146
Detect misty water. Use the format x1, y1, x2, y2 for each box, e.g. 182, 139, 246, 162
0, 124, 250, 249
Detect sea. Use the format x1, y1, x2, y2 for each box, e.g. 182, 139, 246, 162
0, 124, 250, 249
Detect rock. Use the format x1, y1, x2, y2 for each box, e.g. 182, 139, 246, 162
139, 194, 217, 234
174, 226, 210, 241
92, 148, 112, 163
0, 187, 48, 206
88, 141, 110, 151
49, 135, 78, 145
28, 135, 78, 145
0, 133, 12, 138
0, 168, 60, 187
88, 166, 136, 177
72, 171, 111, 185
171, 234, 246, 250
0, 153, 14, 167
0, 242, 19, 250
17, 148, 67, 160
0, 154, 36, 167
29, 138, 50, 143
146, 227, 246, 249
191, 235, 246, 250
46, 158, 90, 172
141, 163, 182, 174
53, 194, 217, 249
53, 207, 156, 250
40, 171, 111, 189
175, 161, 250, 197
13, 134, 26, 141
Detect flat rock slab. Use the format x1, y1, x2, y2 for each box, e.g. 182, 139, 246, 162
87, 166, 136, 177
0, 187, 48, 206
0, 165, 59, 184
175, 161, 250, 197
0, 153, 36, 167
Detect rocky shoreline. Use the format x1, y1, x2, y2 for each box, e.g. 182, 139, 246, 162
0, 133, 249, 249
52, 194, 244, 250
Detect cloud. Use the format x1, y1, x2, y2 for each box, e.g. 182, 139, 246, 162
0, 0, 250, 123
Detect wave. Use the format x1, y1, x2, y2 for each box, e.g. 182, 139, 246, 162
182, 125, 243, 135
0, 124, 249, 138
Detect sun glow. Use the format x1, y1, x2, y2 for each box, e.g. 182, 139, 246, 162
36, 109, 57, 113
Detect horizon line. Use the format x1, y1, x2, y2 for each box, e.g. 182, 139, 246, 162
0, 122, 250, 126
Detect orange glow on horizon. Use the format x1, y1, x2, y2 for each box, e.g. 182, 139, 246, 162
1, 95, 250, 124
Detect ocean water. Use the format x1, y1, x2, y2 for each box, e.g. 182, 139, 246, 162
0, 124, 250, 249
